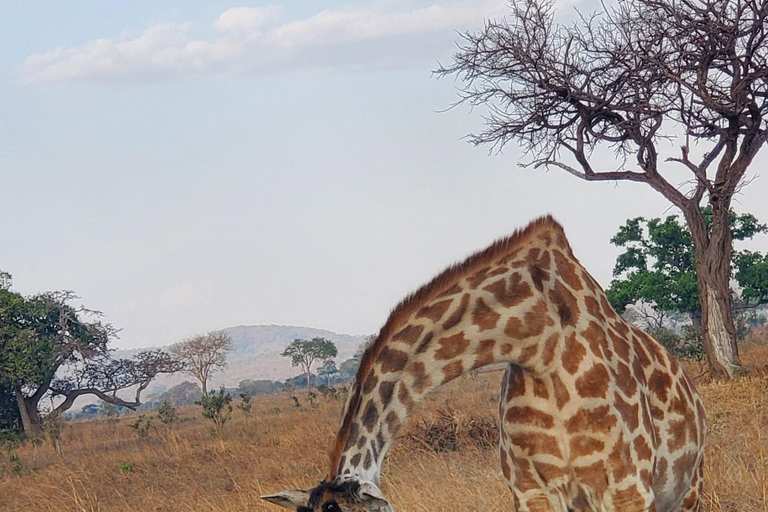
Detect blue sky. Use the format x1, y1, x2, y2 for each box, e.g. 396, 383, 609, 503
2, 0, 767, 350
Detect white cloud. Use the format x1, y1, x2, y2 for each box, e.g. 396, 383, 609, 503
21, 1, 508, 84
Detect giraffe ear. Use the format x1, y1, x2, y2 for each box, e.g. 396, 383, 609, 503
358, 481, 392, 510
261, 489, 311, 510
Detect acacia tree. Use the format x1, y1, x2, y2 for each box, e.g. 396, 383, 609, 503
170, 331, 233, 396
281, 337, 338, 391
0, 280, 180, 436
438, 0, 768, 378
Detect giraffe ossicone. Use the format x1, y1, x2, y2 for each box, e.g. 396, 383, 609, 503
262, 216, 706, 512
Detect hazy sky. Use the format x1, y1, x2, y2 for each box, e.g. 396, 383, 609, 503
3, 0, 767, 350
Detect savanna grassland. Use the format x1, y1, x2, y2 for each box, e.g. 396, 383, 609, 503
2, 341, 768, 512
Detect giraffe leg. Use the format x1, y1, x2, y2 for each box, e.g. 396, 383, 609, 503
679, 460, 703, 512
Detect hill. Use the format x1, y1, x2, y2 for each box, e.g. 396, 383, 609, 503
117, 325, 367, 393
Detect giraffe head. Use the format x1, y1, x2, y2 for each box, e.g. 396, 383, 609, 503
261, 478, 393, 512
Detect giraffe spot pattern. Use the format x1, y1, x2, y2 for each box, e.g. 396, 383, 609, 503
562, 333, 586, 374
379, 346, 409, 373
442, 360, 464, 381
553, 249, 583, 291
552, 373, 570, 409
569, 435, 605, 458
392, 324, 424, 345
484, 273, 533, 308
434, 332, 471, 360
566, 405, 618, 434
575, 362, 610, 398
508, 432, 562, 458
472, 338, 496, 369
505, 406, 554, 429
471, 297, 501, 331
549, 280, 580, 327
416, 298, 453, 322
378, 380, 395, 409
504, 299, 551, 339
408, 362, 431, 393
362, 402, 379, 432
442, 294, 470, 330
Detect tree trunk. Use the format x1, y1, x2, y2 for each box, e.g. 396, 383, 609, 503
13, 385, 43, 438
200, 377, 208, 396
685, 204, 744, 379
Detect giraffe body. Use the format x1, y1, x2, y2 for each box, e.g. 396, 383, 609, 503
263, 216, 706, 512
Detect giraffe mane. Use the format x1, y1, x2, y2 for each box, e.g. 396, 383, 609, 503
327, 214, 570, 478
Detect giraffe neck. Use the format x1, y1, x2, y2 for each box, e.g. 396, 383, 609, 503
328, 219, 604, 483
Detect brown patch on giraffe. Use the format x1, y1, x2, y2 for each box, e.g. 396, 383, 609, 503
553, 249, 583, 291
539, 231, 553, 246
518, 344, 539, 365
667, 419, 689, 452
356, 434, 366, 449
509, 432, 562, 458
506, 406, 554, 429
573, 461, 609, 492
633, 336, 652, 368
500, 343, 513, 355
613, 360, 637, 398
442, 360, 464, 381
599, 295, 617, 319
581, 270, 598, 293
649, 369, 673, 403
609, 433, 636, 482
363, 373, 379, 394
471, 297, 501, 331
416, 298, 453, 322
504, 299, 552, 339
350, 453, 362, 467
484, 273, 533, 308
614, 394, 640, 431
533, 461, 567, 483
385, 411, 399, 434
610, 329, 631, 362
500, 449, 512, 480
633, 436, 653, 461
344, 422, 360, 450
378, 380, 395, 409
654, 457, 669, 493
549, 280, 580, 327
505, 366, 526, 400
584, 295, 605, 323
362, 402, 379, 432
408, 362, 431, 394
569, 435, 605, 458
434, 332, 471, 360
532, 378, 549, 399
612, 486, 647, 510
472, 339, 496, 369
582, 321, 608, 358
363, 451, 372, 470
438, 283, 463, 297
566, 405, 618, 434
562, 333, 586, 374
673, 450, 699, 496
442, 294, 470, 330
468, 266, 509, 289
392, 324, 424, 346
414, 332, 434, 354
525, 248, 552, 293
514, 460, 542, 492
379, 346, 409, 373
613, 321, 629, 336
397, 382, 414, 409
552, 373, 570, 409
575, 363, 610, 398
540, 333, 559, 366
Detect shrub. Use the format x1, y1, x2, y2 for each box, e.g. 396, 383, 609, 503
157, 401, 178, 425
127, 415, 154, 438
196, 388, 233, 435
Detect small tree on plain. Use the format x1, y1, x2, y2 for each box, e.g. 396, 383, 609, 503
196, 387, 232, 436
281, 337, 338, 391
237, 392, 252, 427
317, 359, 338, 386
170, 331, 233, 395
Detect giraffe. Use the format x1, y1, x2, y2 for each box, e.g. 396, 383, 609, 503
262, 216, 706, 512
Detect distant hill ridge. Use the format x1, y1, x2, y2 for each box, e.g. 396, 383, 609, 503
116, 325, 367, 392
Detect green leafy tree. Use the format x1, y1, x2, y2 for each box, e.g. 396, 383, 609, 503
438, 0, 768, 378
0, 275, 181, 436
196, 387, 232, 435
607, 210, 768, 327
281, 337, 338, 391
317, 359, 338, 386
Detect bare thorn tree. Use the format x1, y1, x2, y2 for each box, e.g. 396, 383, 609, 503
170, 331, 233, 395
437, 0, 768, 378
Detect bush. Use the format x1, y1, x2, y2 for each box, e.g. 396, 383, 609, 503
157, 401, 178, 425
127, 415, 154, 438
196, 388, 233, 435
648, 326, 705, 362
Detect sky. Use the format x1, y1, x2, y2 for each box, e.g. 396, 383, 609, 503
2, 0, 767, 350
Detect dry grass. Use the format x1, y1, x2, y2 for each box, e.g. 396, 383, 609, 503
1, 345, 768, 511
